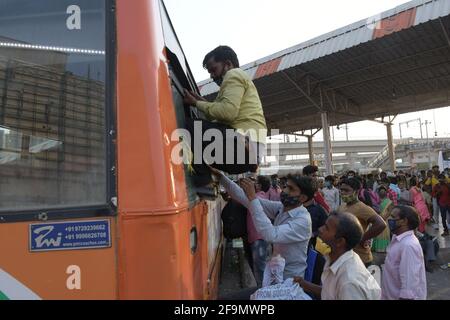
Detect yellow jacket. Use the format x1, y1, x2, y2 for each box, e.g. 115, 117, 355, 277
196, 68, 267, 144
425, 176, 439, 187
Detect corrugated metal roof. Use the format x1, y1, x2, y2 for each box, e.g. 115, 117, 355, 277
198, 0, 450, 96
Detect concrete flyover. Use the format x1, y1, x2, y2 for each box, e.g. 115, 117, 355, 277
262, 137, 450, 171
276, 153, 377, 167
274, 139, 388, 157
370, 138, 450, 169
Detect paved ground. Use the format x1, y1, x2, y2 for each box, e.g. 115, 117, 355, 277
415, 222, 449, 300
218, 240, 243, 299
426, 248, 450, 300
219, 227, 450, 300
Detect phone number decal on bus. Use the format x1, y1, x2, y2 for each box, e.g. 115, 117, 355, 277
29, 220, 111, 252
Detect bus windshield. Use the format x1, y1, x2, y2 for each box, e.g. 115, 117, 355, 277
0, 0, 108, 213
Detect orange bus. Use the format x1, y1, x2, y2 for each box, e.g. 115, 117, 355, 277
0, 0, 224, 299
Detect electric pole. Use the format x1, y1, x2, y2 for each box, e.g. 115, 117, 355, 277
424, 120, 432, 169
399, 118, 422, 139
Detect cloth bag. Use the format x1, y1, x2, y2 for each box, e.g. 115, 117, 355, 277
251, 278, 312, 300
262, 255, 285, 287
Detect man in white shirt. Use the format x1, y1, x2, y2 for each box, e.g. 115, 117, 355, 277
322, 175, 340, 211
381, 205, 427, 300
294, 211, 381, 300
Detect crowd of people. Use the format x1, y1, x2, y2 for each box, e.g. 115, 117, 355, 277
181, 44, 450, 300
216, 165, 450, 300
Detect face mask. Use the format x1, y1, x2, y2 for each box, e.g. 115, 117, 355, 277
213, 77, 223, 86
272, 180, 278, 188
388, 219, 400, 233
325, 181, 332, 188
341, 193, 357, 204
280, 191, 301, 207
213, 64, 230, 87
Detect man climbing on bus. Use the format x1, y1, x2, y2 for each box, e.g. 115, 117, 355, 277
183, 46, 267, 186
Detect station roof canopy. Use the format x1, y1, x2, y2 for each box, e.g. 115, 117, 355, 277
198, 0, 450, 134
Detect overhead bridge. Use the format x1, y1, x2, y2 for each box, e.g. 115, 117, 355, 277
275, 139, 387, 156
262, 137, 450, 170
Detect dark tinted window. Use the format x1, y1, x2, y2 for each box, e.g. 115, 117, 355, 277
0, 0, 107, 212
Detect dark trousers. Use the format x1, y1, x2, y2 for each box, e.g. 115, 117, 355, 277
185, 118, 260, 186
439, 205, 449, 231
419, 233, 438, 262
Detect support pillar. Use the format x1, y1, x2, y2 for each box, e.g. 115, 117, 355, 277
307, 135, 314, 165
321, 112, 333, 175
386, 123, 396, 172
348, 153, 356, 169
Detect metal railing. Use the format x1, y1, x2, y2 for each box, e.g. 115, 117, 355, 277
367, 145, 390, 168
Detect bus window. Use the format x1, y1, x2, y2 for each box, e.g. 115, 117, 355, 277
169, 66, 199, 206
168, 60, 218, 204
0, 0, 111, 214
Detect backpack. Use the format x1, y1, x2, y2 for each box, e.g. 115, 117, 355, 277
221, 200, 248, 239
304, 245, 326, 300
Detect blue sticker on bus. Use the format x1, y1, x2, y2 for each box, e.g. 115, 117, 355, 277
29, 220, 111, 252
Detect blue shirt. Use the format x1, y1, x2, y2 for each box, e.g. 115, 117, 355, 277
220, 175, 311, 279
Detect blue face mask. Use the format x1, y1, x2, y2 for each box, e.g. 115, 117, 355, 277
325, 181, 332, 188
388, 219, 400, 233
280, 192, 301, 207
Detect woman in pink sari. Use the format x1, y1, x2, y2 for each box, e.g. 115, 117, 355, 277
409, 176, 431, 232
